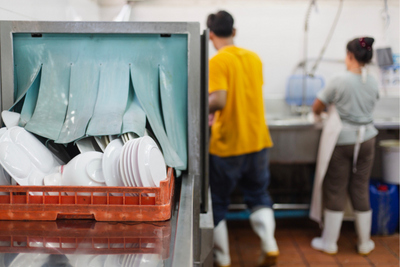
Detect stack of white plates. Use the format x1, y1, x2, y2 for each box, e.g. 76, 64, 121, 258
102, 136, 167, 195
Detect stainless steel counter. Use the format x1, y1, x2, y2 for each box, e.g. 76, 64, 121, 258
0, 177, 197, 267
0, 221, 173, 267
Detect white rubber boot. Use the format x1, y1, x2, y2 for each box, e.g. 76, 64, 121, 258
354, 210, 375, 255
250, 208, 279, 267
214, 220, 231, 267
311, 209, 344, 255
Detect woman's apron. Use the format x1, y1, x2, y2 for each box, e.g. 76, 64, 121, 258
309, 105, 343, 223
309, 105, 372, 223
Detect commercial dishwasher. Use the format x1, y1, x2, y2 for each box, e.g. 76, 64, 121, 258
0, 21, 212, 267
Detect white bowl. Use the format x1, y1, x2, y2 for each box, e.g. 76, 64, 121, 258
61, 152, 106, 195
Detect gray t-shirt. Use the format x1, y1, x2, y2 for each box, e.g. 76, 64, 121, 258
317, 71, 379, 145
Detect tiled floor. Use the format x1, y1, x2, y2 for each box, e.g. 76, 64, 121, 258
226, 218, 399, 267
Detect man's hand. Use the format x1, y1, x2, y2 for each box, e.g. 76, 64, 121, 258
209, 90, 227, 114
209, 113, 215, 126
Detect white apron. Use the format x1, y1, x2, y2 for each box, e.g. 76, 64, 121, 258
309, 105, 342, 223
309, 105, 373, 223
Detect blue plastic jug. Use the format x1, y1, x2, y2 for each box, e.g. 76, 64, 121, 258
369, 180, 399, 235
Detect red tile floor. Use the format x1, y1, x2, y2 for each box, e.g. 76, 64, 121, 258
226, 218, 399, 267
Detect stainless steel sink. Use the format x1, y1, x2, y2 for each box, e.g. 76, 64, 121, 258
264, 97, 399, 164
267, 119, 321, 164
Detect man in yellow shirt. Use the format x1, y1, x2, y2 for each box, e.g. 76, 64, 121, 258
207, 10, 279, 267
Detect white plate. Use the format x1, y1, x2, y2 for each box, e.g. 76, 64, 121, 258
0, 141, 38, 186
103, 139, 124, 188
123, 142, 133, 186
131, 138, 142, 188
137, 137, 154, 187
126, 141, 137, 187
146, 146, 167, 187
123, 142, 135, 187
137, 137, 166, 188
119, 144, 130, 188
0, 127, 58, 173
127, 139, 141, 187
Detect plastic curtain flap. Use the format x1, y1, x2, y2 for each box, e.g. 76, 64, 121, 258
86, 62, 130, 136
12, 33, 188, 170
56, 63, 100, 143
130, 59, 184, 169
24, 62, 71, 140
121, 68, 146, 137
159, 65, 187, 170
8, 65, 42, 128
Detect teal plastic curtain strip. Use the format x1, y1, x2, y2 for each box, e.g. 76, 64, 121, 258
86, 63, 130, 136
56, 63, 100, 144
8, 65, 41, 127
159, 65, 187, 170
121, 69, 146, 137
130, 60, 183, 169
25, 61, 71, 140
12, 33, 188, 170
19, 67, 41, 127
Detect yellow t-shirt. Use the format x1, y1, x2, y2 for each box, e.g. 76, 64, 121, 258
209, 45, 273, 157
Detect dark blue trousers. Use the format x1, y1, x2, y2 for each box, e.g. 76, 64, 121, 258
210, 148, 273, 226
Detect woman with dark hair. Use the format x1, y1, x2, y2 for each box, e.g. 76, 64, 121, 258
310, 37, 379, 255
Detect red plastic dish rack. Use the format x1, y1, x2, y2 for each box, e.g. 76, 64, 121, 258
0, 168, 174, 221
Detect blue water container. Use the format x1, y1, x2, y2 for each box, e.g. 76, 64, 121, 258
285, 75, 325, 106
369, 181, 399, 235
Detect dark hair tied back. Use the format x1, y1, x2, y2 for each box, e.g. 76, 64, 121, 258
346, 37, 375, 64
207, 10, 234, 38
